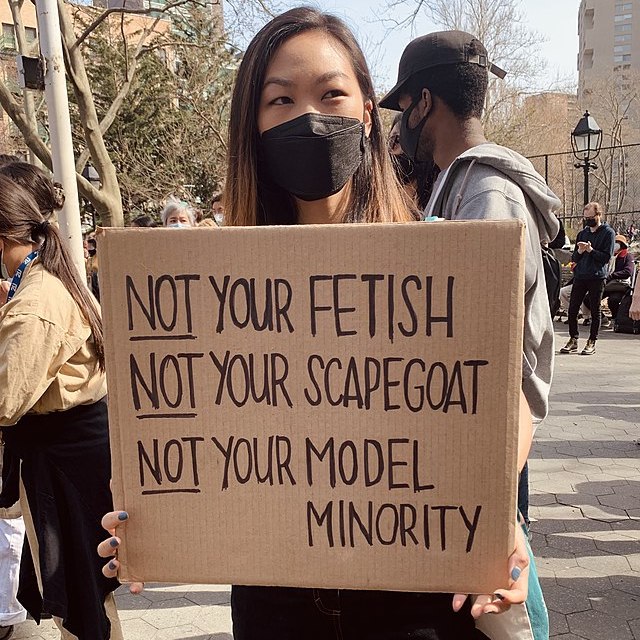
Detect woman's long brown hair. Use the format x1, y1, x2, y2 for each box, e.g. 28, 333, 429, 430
225, 7, 417, 226
0, 173, 105, 369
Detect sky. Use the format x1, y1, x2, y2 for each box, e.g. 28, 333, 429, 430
271, 0, 582, 94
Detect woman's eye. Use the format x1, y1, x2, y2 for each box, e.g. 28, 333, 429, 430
270, 96, 294, 105
323, 89, 346, 100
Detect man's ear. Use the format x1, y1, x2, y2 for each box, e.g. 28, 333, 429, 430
363, 99, 373, 137
417, 88, 433, 119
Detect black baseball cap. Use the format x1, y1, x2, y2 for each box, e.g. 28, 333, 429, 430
380, 30, 507, 111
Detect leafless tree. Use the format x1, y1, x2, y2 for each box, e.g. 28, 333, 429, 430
382, 0, 551, 144
0, 0, 274, 226
579, 75, 640, 215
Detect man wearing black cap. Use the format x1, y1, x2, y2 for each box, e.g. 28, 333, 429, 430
382, 30, 560, 438
382, 31, 561, 639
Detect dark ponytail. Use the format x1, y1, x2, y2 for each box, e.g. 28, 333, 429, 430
0, 174, 105, 370
0, 162, 65, 218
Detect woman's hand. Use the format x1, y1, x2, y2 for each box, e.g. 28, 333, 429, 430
452, 523, 529, 618
98, 511, 144, 594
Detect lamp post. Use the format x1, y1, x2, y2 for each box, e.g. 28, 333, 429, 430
571, 110, 603, 206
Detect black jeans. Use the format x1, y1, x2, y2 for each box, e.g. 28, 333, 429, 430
569, 278, 605, 340
517, 462, 529, 526
607, 291, 626, 320
232, 587, 489, 640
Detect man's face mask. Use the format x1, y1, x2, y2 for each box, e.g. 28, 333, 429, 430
583, 217, 598, 228
260, 113, 366, 201
400, 96, 429, 162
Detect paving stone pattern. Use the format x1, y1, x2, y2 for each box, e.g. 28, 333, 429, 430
13, 323, 640, 639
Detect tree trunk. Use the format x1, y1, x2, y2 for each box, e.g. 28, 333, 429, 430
58, 0, 124, 227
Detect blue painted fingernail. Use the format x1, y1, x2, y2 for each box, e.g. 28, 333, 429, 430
108, 561, 117, 571
110, 538, 119, 548
511, 566, 522, 581
118, 512, 128, 521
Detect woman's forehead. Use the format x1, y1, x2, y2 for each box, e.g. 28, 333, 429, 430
264, 31, 355, 83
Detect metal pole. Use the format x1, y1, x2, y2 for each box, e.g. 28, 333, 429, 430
34, 0, 85, 280
544, 154, 549, 184
583, 161, 589, 206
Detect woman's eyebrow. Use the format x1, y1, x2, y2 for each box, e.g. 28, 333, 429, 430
315, 70, 349, 84
263, 76, 293, 88
263, 70, 349, 89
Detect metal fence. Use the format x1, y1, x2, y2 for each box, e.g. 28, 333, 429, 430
528, 143, 640, 241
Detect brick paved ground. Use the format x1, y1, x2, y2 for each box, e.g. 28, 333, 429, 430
531, 321, 640, 640
11, 323, 640, 640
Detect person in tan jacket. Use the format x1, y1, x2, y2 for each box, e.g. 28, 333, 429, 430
0, 165, 121, 640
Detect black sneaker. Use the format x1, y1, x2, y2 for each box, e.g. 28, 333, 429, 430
582, 318, 591, 326
581, 339, 596, 355
560, 338, 578, 353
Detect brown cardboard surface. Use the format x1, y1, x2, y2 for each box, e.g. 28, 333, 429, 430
98, 220, 525, 594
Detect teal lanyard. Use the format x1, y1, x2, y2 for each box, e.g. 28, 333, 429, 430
5, 251, 38, 303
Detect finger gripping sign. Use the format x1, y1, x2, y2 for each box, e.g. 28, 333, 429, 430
98, 220, 525, 594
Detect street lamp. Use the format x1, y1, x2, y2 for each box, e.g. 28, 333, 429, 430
571, 110, 603, 206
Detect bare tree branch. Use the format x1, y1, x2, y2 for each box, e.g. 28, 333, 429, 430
59, 0, 124, 226
0, 81, 52, 167
72, 0, 200, 49
0, 78, 104, 204
74, 12, 158, 172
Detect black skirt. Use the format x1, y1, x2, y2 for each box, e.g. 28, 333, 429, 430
0, 399, 120, 640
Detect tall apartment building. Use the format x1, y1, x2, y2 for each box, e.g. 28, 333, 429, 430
578, 0, 639, 98
576, 1, 640, 221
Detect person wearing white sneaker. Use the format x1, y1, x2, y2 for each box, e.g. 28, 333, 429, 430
561, 202, 615, 356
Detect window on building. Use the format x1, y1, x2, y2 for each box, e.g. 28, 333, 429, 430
25, 27, 36, 43
615, 44, 632, 52
615, 13, 633, 22
614, 54, 633, 62
615, 23, 632, 32
2, 23, 15, 50
616, 2, 633, 11
616, 34, 633, 42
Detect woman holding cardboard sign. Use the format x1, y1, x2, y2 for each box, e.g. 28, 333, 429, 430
0, 166, 121, 640
99, 7, 533, 639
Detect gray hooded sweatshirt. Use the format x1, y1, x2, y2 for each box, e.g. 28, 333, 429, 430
426, 143, 561, 424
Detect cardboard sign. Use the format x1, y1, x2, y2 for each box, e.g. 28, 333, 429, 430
98, 220, 525, 594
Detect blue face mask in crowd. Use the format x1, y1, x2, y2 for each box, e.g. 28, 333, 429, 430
167, 222, 190, 229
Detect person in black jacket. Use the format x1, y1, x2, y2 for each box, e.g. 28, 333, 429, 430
560, 202, 615, 355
